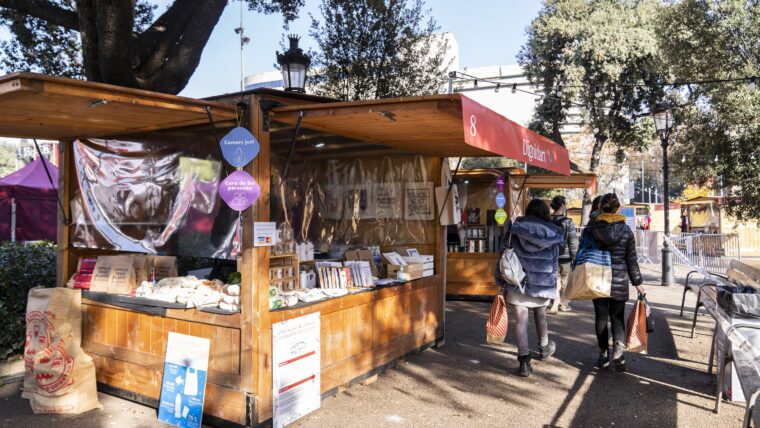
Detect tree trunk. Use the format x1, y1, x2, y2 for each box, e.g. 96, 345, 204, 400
0, 0, 229, 94
580, 134, 606, 226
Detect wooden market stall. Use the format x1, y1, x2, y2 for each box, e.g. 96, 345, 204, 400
0, 72, 570, 426
445, 169, 596, 298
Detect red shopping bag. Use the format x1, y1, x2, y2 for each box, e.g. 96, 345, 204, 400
486, 294, 508, 344
625, 295, 648, 354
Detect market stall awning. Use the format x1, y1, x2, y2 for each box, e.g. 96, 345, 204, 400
271, 93, 571, 175
0, 72, 237, 139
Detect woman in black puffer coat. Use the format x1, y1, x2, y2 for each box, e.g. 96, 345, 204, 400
582, 193, 644, 372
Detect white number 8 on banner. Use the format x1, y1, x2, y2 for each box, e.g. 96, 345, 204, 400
469, 114, 477, 137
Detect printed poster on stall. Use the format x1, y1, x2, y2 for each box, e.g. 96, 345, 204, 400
158, 333, 211, 428
273, 312, 321, 428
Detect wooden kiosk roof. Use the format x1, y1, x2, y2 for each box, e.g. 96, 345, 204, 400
271, 94, 486, 157
0, 72, 237, 139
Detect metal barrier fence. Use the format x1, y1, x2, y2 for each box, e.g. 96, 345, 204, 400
668, 233, 741, 275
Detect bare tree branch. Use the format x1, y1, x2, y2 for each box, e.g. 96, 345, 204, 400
0, 0, 79, 31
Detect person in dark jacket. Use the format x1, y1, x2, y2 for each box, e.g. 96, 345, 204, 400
583, 193, 645, 372
495, 199, 564, 377
589, 195, 603, 222
548, 195, 579, 313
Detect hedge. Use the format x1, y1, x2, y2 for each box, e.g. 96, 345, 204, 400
0, 241, 57, 361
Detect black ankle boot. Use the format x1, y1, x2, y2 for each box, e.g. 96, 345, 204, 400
613, 341, 626, 372
518, 354, 532, 377
597, 348, 610, 369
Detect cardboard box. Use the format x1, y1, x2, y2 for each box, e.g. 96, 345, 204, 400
402, 256, 434, 272
345, 249, 379, 277
387, 262, 424, 280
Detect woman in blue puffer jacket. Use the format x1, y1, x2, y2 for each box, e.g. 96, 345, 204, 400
496, 199, 564, 377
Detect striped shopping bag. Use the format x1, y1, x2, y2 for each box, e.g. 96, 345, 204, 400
566, 232, 612, 300
625, 294, 648, 354
486, 294, 508, 344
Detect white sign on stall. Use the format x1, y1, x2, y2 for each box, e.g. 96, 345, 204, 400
272, 312, 321, 428
158, 333, 211, 428
253, 221, 276, 247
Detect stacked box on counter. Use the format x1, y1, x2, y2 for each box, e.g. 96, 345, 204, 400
402, 255, 434, 278
382, 251, 434, 281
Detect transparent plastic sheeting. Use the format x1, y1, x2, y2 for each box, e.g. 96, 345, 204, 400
271, 155, 435, 253
71, 139, 239, 259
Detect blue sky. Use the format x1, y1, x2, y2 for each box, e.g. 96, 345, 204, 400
0, 0, 543, 97
166, 0, 544, 97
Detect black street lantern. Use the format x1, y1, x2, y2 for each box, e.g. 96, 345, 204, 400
652, 101, 676, 286
276, 35, 310, 93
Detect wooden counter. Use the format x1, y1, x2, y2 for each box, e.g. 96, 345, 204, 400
271, 275, 442, 397
445, 252, 500, 297
80, 298, 248, 425
79, 275, 443, 426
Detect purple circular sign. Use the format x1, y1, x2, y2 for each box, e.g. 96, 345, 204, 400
220, 170, 260, 211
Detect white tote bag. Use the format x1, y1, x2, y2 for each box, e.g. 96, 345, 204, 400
435, 158, 461, 225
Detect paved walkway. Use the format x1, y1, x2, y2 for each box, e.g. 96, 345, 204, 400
0, 265, 746, 427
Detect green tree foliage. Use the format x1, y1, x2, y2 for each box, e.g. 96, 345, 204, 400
309, 0, 451, 100
660, 0, 760, 222
0, 141, 17, 177
0, 0, 303, 94
519, 0, 665, 173
0, 241, 56, 360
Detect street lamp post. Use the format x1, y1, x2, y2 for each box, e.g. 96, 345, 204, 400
276, 35, 311, 93
653, 102, 676, 286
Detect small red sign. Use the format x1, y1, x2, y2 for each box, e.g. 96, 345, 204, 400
461, 95, 571, 176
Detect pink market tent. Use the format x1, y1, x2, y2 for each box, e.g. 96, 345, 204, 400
0, 157, 58, 242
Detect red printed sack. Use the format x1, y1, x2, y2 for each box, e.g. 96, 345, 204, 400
486, 294, 508, 344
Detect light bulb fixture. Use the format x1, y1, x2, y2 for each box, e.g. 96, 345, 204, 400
315, 142, 326, 148
714, 154, 719, 162
556, 85, 563, 97
681, 155, 686, 163
750, 77, 757, 91
511, 83, 517, 94
495, 83, 500, 93
594, 85, 602, 98
464, 180, 470, 184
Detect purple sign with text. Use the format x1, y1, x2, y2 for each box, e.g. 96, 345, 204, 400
220, 170, 260, 211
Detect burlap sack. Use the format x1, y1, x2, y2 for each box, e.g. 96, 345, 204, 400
23, 287, 102, 414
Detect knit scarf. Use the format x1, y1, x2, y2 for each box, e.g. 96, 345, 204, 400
597, 213, 626, 223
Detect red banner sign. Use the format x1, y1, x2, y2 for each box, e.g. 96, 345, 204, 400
461, 95, 571, 176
